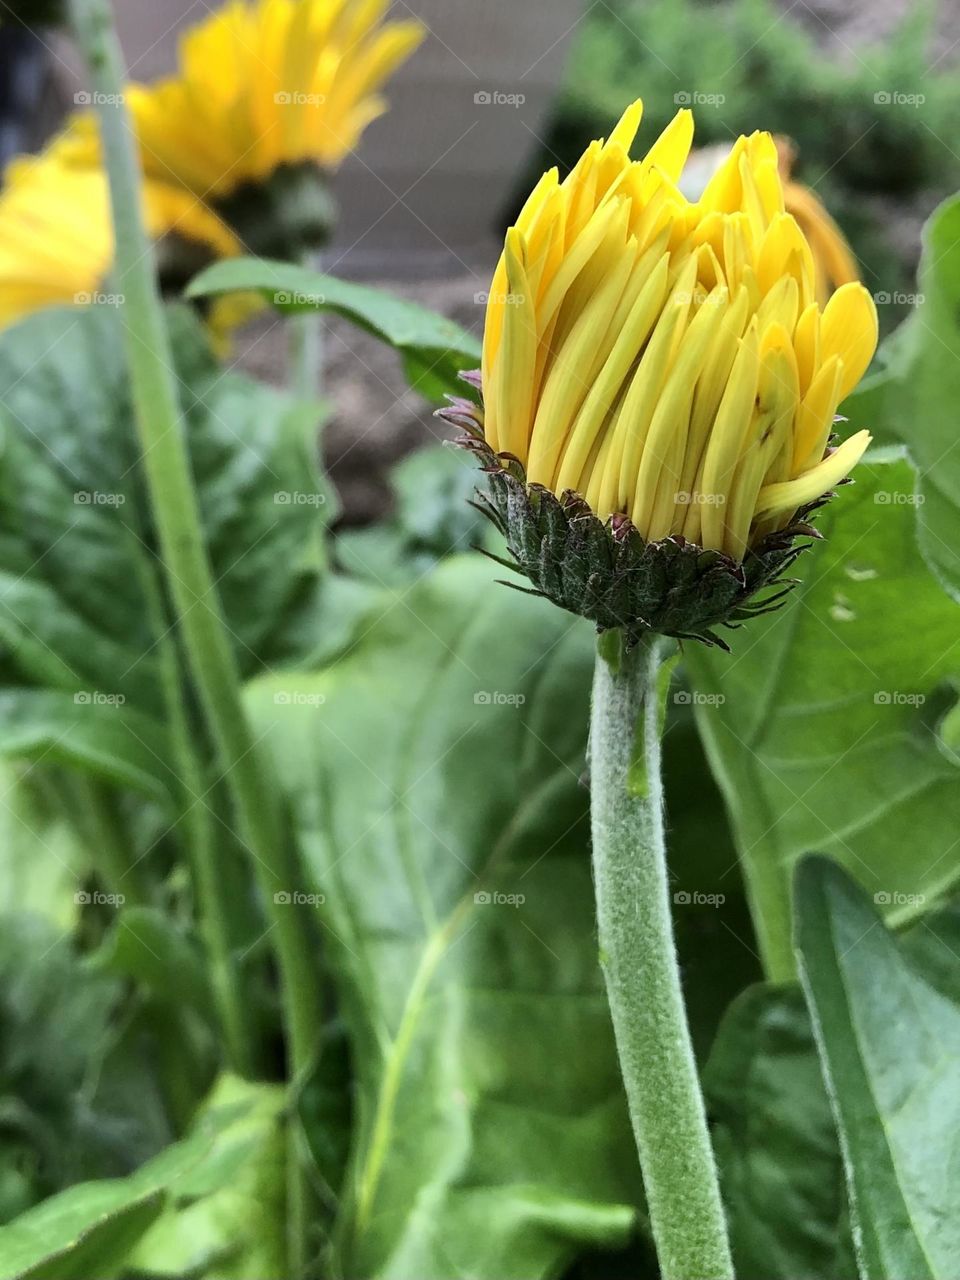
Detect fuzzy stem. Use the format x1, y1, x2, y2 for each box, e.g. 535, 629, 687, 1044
65, 0, 319, 1269
590, 631, 734, 1280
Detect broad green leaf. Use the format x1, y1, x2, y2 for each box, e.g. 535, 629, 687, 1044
796, 856, 960, 1279
0, 304, 330, 704
246, 556, 638, 1280
188, 258, 481, 400
686, 454, 960, 978
705, 984, 851, 1278
844, 195, 960, 597
129, 1075, 286, 1280
0, 1079, 261, 1280
0, 690, 174, 804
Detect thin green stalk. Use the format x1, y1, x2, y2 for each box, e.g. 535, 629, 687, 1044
289, 250, 324, 400
139, 559, 262, 1078
66, 0, 320, 1270
590, 631, 734, 1280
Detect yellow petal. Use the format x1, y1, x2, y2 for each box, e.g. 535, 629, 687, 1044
755, 429, 872, 520
821, 282, 879, 400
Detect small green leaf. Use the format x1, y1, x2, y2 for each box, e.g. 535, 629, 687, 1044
796, 856, 960, 1280
0, 1077, 256, 1280
187, 258, 481, 399
90, 907, 214, 1019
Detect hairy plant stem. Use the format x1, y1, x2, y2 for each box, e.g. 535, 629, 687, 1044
590, 631, 734, 1280
66, 0, 320, 1270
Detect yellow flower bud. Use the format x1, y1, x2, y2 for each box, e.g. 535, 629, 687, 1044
446, 100, 879, 644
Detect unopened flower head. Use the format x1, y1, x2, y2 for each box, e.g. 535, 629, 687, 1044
444, 99, 878, 644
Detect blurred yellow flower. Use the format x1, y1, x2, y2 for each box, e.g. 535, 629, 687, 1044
0, 150, 251, 342
120, 0, 424, 199
480, 99, 878, 562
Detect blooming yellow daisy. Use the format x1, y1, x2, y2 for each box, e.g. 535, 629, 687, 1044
0, 149, 250, 341
478, 99, 877, 563
121, 0, 424, 199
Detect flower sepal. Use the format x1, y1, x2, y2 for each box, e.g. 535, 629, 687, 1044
213, 161, 337, 261
442, 385, 829, 649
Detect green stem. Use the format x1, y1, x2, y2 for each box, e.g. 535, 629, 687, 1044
590, 632, 734, 1280
140, 560, 262, 1078
741, 841, 796, 982
289, 250, 324, 400
66, 0, 320, 1269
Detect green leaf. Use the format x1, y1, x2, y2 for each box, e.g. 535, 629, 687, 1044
795, 856, 960, 1279
0, 303, 330, 807
90, 907, 214, 1020
129, 1075, 286, 1280
0, 1079, 262, 1280
246, 556, 638, 1280
0, 690, 174, 804
844, 195, 960, 597
187, 258, 481, 400
705, 984, 851, 1279
0, 304, 329, 690
686, 454, 960, 978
